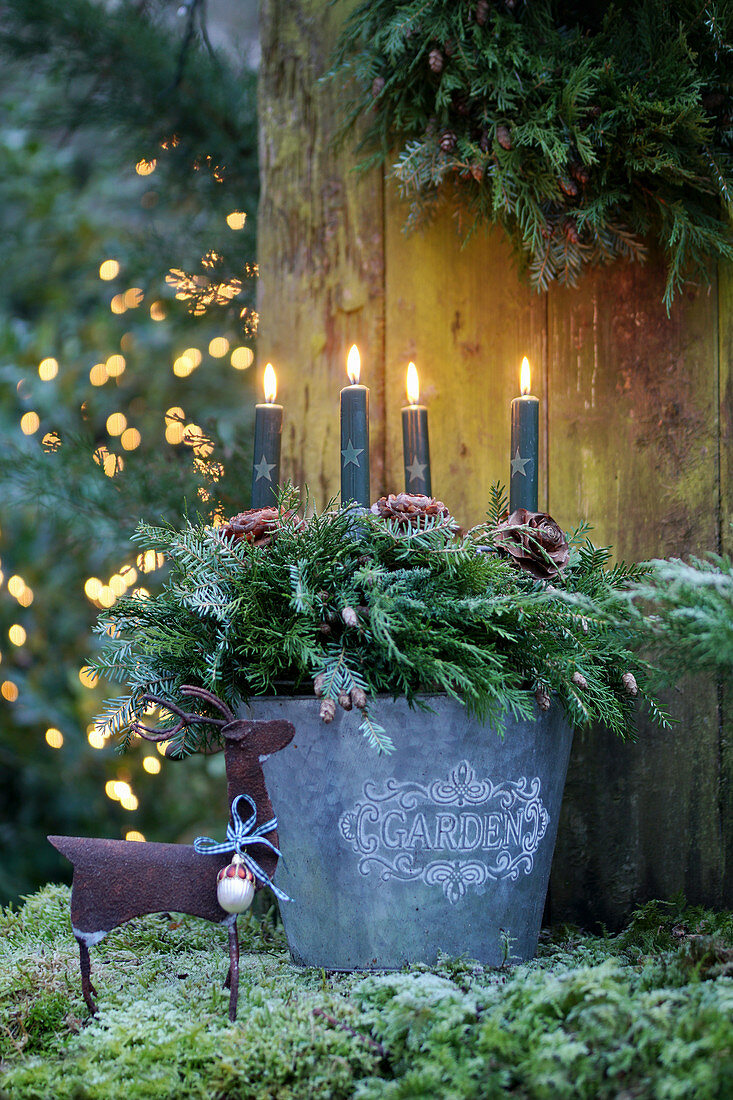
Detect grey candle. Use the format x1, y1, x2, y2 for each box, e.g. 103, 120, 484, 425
509, 357, 539, 513
251, 363, 283, 508
340, 345, 370, 509
402, 362, 431, 496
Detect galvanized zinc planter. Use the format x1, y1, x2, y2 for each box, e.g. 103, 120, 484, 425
246, 695, 573, 970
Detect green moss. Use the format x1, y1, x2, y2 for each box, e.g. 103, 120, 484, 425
1, 886, 732, 1099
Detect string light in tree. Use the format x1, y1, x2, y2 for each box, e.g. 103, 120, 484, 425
99, 259, 120, 281
20, 412, 40, 435
38, 358, 58, 381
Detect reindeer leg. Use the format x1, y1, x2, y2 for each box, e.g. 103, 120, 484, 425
77, 938, 98, 1016
227, 916, 240, 1022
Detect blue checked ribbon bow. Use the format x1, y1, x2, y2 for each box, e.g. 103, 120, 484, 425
193, 793, 291, 902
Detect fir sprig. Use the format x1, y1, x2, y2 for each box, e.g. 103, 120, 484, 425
331, 0, 733, 308
89, 488, 664, 755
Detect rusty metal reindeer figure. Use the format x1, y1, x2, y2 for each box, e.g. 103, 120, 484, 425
49, 686, 294, 1021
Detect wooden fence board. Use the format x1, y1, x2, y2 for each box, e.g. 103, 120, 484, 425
719, 261, 733, 902
384, 195, 545, 521
546, 260, 724, 923
258, 0, 385, 510
258, 0, 732, 922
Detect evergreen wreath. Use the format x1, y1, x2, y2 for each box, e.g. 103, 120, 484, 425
332, 0, 733, 308
90, 487, 666, 755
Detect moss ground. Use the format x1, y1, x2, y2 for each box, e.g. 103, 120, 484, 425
0, 885, 732, 1099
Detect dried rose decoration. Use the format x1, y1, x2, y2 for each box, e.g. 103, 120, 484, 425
221, 507, 298, 549
494, 508, 569, 579
371, 493, 451, 530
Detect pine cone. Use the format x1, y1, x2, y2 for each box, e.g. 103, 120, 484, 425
221, 507, 280, 548
479, 129, 490, 152
371, 76, 385, 98
371, 493, 451, 530
494, 508, 569, 579
475, 0, 490, 24
559, 177, 579, 199
535, 687, 551, 712
570, 162, 590, 186
563, 218, 580, 245
496, 124, 512, 150
444, 38, 456, 57
338, 692, 353, 711
572, 671, 588, 690
428, 48, 444, 74
350, 687, 368, 710
319, 698, 336, 723
622, 672, 638, 697
313, 673, 326, 698
439, 130, 457, 153
341, 606, 359, 628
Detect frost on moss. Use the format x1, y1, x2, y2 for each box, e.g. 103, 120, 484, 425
0, 886, 732, 1099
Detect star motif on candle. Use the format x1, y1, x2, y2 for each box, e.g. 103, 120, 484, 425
511, 449, 531, 478
254, 454, 276, 482
341, 438, 363, 468
406, 457, 427, 484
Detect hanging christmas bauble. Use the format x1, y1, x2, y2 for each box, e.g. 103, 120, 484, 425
217, 854, 255, 914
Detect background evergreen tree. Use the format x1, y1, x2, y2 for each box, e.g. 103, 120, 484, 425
0, 0, 260, 902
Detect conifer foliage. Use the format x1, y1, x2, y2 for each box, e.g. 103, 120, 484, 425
91, 489, 665, 755
333, 0, 733, 307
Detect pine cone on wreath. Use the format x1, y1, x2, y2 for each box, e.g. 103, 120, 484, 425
493, 508, 570, 579
571, 162, 590, 186
476, 0, 490, 25
371, 493, 451, 530
440, 130, 457, 152
496, 124, 512, 150
563, 218, 580, 245
428, 48, 444, 74
221, 507, 299, 549
371, 75, 385, 98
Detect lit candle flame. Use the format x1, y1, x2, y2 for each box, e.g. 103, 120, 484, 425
406, 362, 420, 405
520, 356, 531, 396
347, 344, 361, 385
263, 362, 277, 403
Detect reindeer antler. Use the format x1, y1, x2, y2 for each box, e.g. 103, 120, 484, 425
179, 685, 235, 722
133, 685, 234, 743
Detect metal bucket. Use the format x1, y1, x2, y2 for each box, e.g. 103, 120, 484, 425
246, 696, 573, 970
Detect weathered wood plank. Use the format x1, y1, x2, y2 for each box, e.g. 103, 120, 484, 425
258, 0, 731, 924
718, 260, 733, 903
547, 259, 726, 924
258, 0, 385, 509
384, 191, 546, 523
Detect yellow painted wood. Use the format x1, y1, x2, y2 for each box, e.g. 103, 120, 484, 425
384, 184, 546, 523
258, 0, 385, 510
547, 258, 719, 556
547, 256, 725, 924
